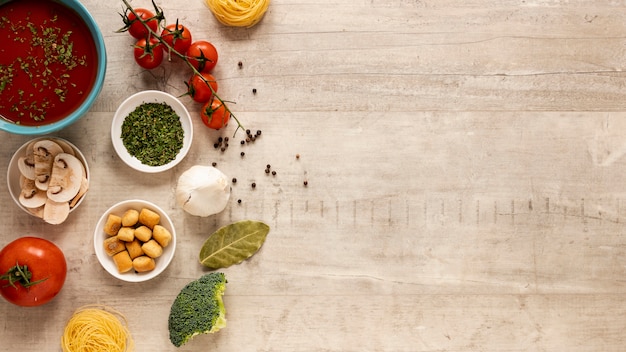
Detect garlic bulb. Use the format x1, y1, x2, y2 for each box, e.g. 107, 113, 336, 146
175, 165, 231, 217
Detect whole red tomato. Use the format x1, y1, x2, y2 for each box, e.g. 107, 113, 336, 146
126, 8, 159, 39
0, 237, 67, 307
186, 40, 218, 73
188, 72, 218, 103
134, 37, 164, 70
200, 98, 230, 130
161, 22, 192, 55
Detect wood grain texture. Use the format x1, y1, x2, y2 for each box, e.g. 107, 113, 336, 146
2, 0, 626, 351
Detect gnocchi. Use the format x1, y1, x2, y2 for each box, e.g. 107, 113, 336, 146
103, 207, 172, 274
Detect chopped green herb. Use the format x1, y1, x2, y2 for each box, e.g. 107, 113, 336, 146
121, 102, 185, 167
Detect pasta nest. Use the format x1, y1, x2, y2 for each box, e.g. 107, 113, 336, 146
205, 0, 270, 27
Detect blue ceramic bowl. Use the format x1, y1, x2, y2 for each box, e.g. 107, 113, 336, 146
0, 0, 106, 135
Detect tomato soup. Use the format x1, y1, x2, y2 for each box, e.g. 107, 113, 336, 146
0, 0, 98, 126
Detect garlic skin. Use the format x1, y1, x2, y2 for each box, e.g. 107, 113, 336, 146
176, 165, 231, 217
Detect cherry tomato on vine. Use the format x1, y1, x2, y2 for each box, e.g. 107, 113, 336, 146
186, 40, 218, 73
0, 237, 67, 307
161, 22, 193, 54
200, 98, 230, 130
188, 72, 218, 103
134, 37, 164, 69
126, 8, 159, 39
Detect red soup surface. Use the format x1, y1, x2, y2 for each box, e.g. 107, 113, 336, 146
0, 0, 98, 126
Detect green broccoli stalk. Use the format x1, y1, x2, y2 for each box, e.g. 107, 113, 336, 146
168, 272, 227, 347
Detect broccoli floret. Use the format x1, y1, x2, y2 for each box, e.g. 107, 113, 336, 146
168, 272, 227, 347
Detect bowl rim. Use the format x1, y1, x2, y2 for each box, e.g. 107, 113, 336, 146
93, 199, 177, 282
0, 0, 107, 135
7, 136, 90, 218
111, 90, 193, 173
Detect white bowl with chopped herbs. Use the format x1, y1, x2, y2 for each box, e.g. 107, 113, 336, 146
111, 90, 193, 173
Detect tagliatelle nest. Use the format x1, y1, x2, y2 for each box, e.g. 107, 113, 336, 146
205, 0, 270, 27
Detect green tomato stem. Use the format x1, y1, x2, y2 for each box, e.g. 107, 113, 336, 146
0, 261, 48, 289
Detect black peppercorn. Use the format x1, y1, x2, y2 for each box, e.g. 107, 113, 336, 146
304, 180, 308, 186
232, 178, 237, 183
238, 61, 243, 68
237, 199, 242, 203
251, 182, 256, 188
212, 162, 217, 167
252, 88, 257, 94
272, 171, 276, 176
240, 152, 245, 157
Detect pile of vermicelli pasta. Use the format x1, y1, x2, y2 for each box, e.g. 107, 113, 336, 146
205, 0, 270, 27
61, 305, 134, 352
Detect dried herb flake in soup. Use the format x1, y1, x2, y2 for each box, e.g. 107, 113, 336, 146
121, 102, 184, 166
0, 0, 98, 125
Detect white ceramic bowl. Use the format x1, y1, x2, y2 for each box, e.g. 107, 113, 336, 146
111, 90, 193, 173
94, 199, 177, 282
7, 137, 90, 223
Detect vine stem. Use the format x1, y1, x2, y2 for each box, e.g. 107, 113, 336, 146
120, 0, 245, 137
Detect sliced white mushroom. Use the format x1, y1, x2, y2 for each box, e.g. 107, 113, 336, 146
51, 138, 76, 156
17, 141, 37, 180
19, 174, 28, 189
69, 176, 89, 209
47, 153, 83, 203
69, 157, 90, 208
27, 205, 44, 219
43, 199, 70, 225
19, 178, 48, 209
33, 139, 64, 191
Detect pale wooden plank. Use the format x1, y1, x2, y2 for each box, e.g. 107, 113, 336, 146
2, 0, 626, 351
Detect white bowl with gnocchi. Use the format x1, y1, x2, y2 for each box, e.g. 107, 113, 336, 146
94, 199, 176, 282
7, 137, 90, 224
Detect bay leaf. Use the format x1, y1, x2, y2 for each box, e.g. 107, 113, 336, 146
199, 220, 270, 269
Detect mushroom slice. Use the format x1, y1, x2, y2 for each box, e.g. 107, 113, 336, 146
43, 199, 70, 225
34, 139, 64, 191
17, 141, 37, 180
19, 178, 48, 209
69, 176, 89, 208
18, 156, 36, 180
51, 138, 76, 156
27, 205, 45, 219
47, 153, 84, 203
19, 174, 28, 189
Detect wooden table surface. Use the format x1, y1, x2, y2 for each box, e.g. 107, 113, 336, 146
2, 0, 626, 351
